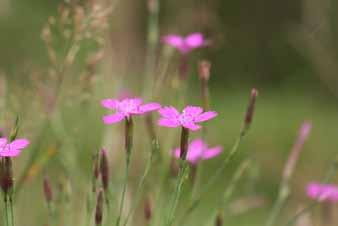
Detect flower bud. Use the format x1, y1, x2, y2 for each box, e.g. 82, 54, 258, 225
144, 197, 152, 222
198, 60, 211, 81
100, 149, 109, 191
215, 213, 223, 226
43, 176, 53, 203
95, 189, 104, 226
241, 88, 258, 136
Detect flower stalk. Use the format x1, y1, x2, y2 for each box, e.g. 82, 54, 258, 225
164, 127, 190, 226
265, 121, 312, 226
116, 117, 133, 226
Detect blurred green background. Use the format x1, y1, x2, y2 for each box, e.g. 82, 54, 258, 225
1, 0, 338, 226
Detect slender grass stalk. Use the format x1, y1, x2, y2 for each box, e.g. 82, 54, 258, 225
164, 127, 190, 226
122, 139, 159, 226
116, 118, 133, 226
205, 159, 251, 226
265, 122, 312, 226
3, 194, 9, 226
283, 158, 338, 226
192, 60, 211, 198
178, 135, 243, 224
143, 0, 160, 99
164, 161, 189, 226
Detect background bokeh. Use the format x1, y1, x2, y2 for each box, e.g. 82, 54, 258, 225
1, 0, 338, 225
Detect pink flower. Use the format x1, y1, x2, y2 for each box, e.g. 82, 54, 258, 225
0, 138, 30, 157
306, 182, 338, 202
162, 33, 208, 54
101, 97, 161, 124
158, 106, 218, 131
173, 138, 222, 164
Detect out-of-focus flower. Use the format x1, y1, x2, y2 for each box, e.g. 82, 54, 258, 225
162, 33, 208, 54
101, 97, 161, 124
0, 138, 30, 157
172, 138, 222, 164
158, 106, 217, 131
306, 182, 338, 202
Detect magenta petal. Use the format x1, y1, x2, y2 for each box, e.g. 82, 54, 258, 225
195, 111, 218, 122
185, 33, 205, 48
129, 98, 143, 106
0, 149, 21, 157
101, 99, 119, 109
10, 139, 30, 149
202, 146, 223, 159
162, 35, 184, 49
182, 122, 201, 131
158, 118, 180, 128
158, 106, 180, 118
183, 106, 203, 116
0, 138, 7, 146
102, 113, 125, 124
139, 103, 161, 113
173, 148, 181, 159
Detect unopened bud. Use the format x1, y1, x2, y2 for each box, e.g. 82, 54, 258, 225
95, 189, 104, 226
147, 0, 158, 13
43, 176, 53, 203
215, 213, 223, 226
100, 149, 109, 191
198, 60, 211, 81
144, 197, 152, 221
241, 88, 258, 136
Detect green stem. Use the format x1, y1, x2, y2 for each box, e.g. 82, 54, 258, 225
164, 162, 189, 226
178, 135, 243, 225
143, 0, 160, 99
122, 140, 158, 226
9, 196, 14, 226
283, 158, 338, 226
116, 154, 131, 226
116, 118, 133, 226
4, 195, 9, 226
265, 185, 289, 226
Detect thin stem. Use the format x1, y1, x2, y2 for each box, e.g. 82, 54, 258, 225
283, 158, 338, 226
265, 185, 289, 226
9, 196, 14, 226
178, 135, 243, 225
122, 140, 158, 226
164, 162, 189, 226
116, 118, 133, 226
143, 0, 160, 99
4, 195, 9, 226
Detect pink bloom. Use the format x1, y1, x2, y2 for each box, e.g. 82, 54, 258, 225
101, 97, 161, 124
0, 138, 30, 157
306, 182, 338, 202
162, 33, 208, 54
173, 138, 223, 164
158, 106, 218, 131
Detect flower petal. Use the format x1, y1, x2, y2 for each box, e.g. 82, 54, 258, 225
183, 106, 203, 116
102, 113, 125, 124
195, 111, 218, 122
162, 35, 184, 49
139, 103, 161, 113
202, 146, 223, 160
0, 149, 22, 157
101, 99, 119, 109
185, 33, 205, 48
158, 118, 180, 128
10, 139, 30, 150
0, 138, 7, 146
158, 106, 180, 119
182, 122, 201, 131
